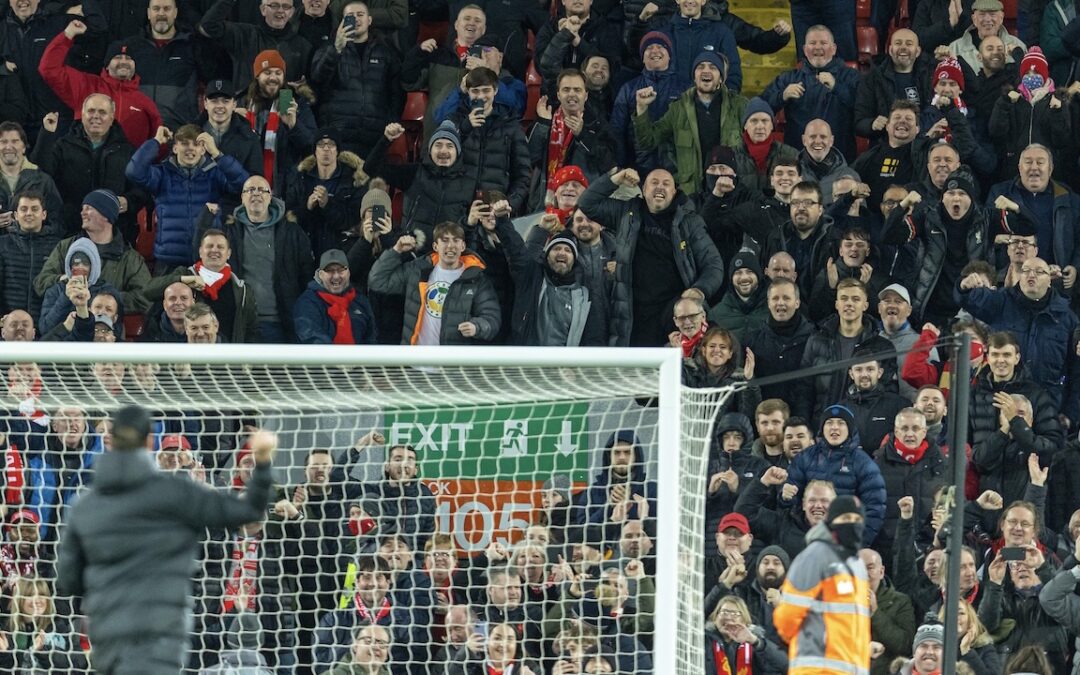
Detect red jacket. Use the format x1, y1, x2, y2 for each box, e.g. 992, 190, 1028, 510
38, 33, 162, 147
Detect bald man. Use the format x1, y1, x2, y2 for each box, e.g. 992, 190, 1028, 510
578, 166, 725, 346
198, 175, 313, 342
855, 29, 932, 142
1, 309, 35, 341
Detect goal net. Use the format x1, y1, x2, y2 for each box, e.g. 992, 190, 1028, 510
0, 343, 730, 675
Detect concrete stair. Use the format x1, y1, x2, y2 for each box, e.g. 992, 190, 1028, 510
728, 0, 797, 97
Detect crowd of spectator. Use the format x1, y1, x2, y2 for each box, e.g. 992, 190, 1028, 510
3, 0, 1080, 672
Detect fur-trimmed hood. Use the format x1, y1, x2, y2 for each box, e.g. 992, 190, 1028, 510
295, 150, 369, 187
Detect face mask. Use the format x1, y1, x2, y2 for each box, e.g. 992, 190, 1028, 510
970, 341, 985, 362
1022, 73, 1044, 90
830, 521, 864, 553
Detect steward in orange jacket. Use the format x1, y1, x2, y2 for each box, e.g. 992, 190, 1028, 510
773, 495, 872, 675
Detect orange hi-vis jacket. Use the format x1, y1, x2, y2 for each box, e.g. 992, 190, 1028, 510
773, 523, 872, 675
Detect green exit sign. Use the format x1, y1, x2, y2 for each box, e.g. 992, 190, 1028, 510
385, 402, 592, 481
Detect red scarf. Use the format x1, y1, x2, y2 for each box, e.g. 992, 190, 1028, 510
354, 595, 391, 624
4, 443, 23, 507
545, 109, 574, 191
895, 438, 929, 464
222, 535, 260, 613
742, 131, 771, 173
246, 107, 280, 188
317, 288, 357, 344
0, 544, 35, 589
486, 663, 514, 675
545, 204, 573, 227
681, 321, 709, 357
193, 261, 232, 301
713, 640, 752, 675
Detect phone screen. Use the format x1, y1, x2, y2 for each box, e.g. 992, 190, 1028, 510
343, 14, 357, 30
278, 88, 294, 113
1000, 547, 1026, 562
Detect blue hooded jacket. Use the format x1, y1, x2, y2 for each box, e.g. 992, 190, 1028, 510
579, 430, 658, 525
783, 405, 887, 546
661, 14, 742, 93
611, 65, 693, 166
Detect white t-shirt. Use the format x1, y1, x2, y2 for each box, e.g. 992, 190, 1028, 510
416, 264, 465, 345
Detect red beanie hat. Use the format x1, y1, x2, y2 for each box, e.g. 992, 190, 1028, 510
552, 165, 588, 192
253, 49, 286, 78
1020, 47, 1049, 81
933, 58, 965, 90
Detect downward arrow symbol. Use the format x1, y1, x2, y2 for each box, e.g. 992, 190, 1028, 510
555, 420, 576, 456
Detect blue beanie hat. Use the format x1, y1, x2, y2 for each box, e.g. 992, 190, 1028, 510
693, 50, 727, 76
429, 120, 461, 154
742, 96, 774, 127
821, 404, 856, 435
639, 31, 673, 60
82, 189, 121, 225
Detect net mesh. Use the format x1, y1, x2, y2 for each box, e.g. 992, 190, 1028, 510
0, 351, 728, 675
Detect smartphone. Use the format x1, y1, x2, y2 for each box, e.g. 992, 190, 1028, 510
470, 97, 486, 112
278, 88, 294, 113
69, 275, 86, 289
467, 45, 484, 59
371, 204, 386, 225
343, 14, 357, 30
1000, 547, 1027, 562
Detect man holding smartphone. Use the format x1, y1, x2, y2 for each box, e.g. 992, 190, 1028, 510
310, 1, 402, 158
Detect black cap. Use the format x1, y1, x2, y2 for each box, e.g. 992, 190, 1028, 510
313, 127, 342, 151
205, 79, 236, 100
111, 405, 152, 452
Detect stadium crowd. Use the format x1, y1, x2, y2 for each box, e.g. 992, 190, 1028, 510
3, 0, 1080, 672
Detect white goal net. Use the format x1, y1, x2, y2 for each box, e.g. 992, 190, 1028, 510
0, 344, 729, 675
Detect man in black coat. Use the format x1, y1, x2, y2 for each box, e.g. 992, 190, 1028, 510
744, 278, 815, 406
0, 192, 60, 321
56, 405, 276, 675
31, 93, 141, 239
842, 342, 912, 451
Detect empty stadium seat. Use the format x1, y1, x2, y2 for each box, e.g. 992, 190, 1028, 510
123, 314, 144, 342
135, 208, 155, 263
858, 26, 879, 69
402, 91, 428, 161
856, 0, 872, 21
524, 60, 542, 124
417, 20, 448, 46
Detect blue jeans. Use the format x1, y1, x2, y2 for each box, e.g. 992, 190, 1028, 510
257, 321, 287, 343
790, 0, 857, 62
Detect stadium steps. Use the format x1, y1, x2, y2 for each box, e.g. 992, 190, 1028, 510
727, 0, 796, 96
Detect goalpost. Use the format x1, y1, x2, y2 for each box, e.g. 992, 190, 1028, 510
1, 343, 732, 675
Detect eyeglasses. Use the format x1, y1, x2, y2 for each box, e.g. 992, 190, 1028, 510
673, 312, 703, 323
790, 199, 820, 208
1019, 267, 1050, 277
428, 551, 453, 560
717, 609, 742, 617
1005, 518, 1034, 529
1006, 239, 1034, 247
242, 187, 271, 195
356, 637, 390, 649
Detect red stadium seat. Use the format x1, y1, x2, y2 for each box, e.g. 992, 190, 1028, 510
135, 207, 154, 263
857, 136, 870, 155
392, 189, 405, 224
524, 60, 542, 123
401, 91, 428, 161
858, 26, 879, 69
1001, 0, 1017, 31
417, 20, 448, 46
550, 0, 561, 18
123, 314, 144, 342
856, 0, 872, 21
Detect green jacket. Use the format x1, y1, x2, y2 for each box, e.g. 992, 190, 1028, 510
632, 85, 748, 195
33, 229, 151, 313
869, 582, 916, 675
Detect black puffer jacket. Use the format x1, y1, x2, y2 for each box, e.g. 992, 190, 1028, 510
744, 314, 816, 405
364, 136, 476, 251
446, 102, 532, 214
853, 54, 935, 139
911, 0, 973, 51
55, 452, 273, 653
798, 314, 878, 424
122, 29, 204, 129
578, 173, 725, 346
881, 200, 994, 322
368, 249, 502, 345
354, 472, 437, 554
705, 413, 769, 557
842, 382, 911, 452
0, 160, 64, 235
762, 216, 838, 299
872, 435, 947, 563
198, 0, 313, 92
0, 225, 61, 320
285, 151, 369, 258
30, 122, 138, 237
968, 366, 1063, 449
310, 38, 403, 156
734, 476, 815, 559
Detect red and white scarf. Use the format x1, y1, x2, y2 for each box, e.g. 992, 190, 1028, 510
246, 104, 281, 188
545, 109, 575, 193
354, 595, 391, 624
222, 535, 260, 613
194, 262, 233, 301
713, 640, 752, 675
486, 663, 514, 675
0, 544, 35, 589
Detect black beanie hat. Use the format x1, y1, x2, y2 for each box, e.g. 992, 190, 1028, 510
826, 495, 864, 525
